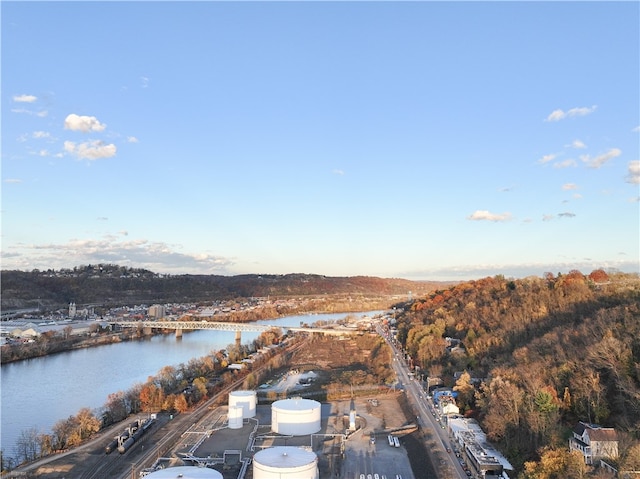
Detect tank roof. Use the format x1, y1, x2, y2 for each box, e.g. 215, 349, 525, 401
144, 465, 223, 478
254, 446, 317, 467
229, 390, 255, 396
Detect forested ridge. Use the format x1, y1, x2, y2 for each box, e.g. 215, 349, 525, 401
1, 265, 451, 311
394, 270, 640, 476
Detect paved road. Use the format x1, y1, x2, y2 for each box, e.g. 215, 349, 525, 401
377, 325, 470, 479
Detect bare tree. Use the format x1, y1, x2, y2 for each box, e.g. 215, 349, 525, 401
15, 427, 39, 463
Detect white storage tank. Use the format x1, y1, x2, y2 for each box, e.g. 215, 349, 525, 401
144, 465, 223, 478
229, 390, 257, 418
228, 405, 243, 429
253, 446, 318, 479
271, 398, 321, 436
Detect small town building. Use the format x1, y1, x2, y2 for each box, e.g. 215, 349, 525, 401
569, 422, 618, 465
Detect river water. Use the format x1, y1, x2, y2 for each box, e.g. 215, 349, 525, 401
0, 311, 379, 459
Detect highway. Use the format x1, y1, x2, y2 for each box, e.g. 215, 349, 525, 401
377, 324, 472, 479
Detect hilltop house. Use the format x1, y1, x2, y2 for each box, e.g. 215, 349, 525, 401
569, 422, 618, 465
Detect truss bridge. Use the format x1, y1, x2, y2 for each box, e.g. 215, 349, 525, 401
109, 320, 358, 343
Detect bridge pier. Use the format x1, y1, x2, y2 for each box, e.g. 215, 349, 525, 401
235, 330, 241, 347
176, 329, 183, 339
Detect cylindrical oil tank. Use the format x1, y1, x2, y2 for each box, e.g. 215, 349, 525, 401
229, 390, 257, 418
118, 436, 135, 454
228, 405, 243, 429
271, 398, 321, 436
143, 466, 223, 478
253, 446, 319, 479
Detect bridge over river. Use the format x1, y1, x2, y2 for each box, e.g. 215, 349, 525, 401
109, 320, 359, 343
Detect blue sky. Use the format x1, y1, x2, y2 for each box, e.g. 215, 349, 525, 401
2, 1, 639, 281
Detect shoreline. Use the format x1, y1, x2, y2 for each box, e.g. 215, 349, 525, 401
1, 306, 388, 365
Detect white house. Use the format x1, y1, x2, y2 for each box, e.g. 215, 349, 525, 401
569, 422, 618, 464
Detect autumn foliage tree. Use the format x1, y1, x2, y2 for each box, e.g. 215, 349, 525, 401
393, 271, 640, 474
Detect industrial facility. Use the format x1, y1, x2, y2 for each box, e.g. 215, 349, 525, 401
140, 391, 335, 478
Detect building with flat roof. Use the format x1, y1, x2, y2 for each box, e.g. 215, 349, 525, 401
448, 416, 514, 478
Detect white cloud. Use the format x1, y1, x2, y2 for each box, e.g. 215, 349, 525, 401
562, 183, 578, 190
3, 236, 235, 274
542, 214, 555, 222
467, 210, 512, 222
332, 169, 345, 176
64, 113, 107, 132
13, 94, 37, 103
545, 105, 597, 122
4, 178, 23, 184
33, 131, 53, 139
127, 136, 139, 143
580, 148, 622, 169
558, 212, 576, 218
12, 108, 48, 117
553, 159, 577, 169
627, 160, 640, 184
633, 126, 640, 133
566, 139, 587, 149
538, 153, 557, 164
64, 140, 117, 160
141, 76, 150, 88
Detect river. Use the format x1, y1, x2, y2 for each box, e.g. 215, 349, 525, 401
0, 311, 380, 460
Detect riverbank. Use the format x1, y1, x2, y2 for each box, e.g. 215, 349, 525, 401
1, 300, 392, 364
0, 331, 179, 365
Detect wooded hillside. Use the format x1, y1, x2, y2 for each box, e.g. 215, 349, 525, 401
0, 265, 452, 311
394, 270, 640, 476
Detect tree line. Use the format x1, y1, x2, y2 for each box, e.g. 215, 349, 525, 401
1, 328, 294, 471
1, 265, 449, 312
394, 270, 640, 477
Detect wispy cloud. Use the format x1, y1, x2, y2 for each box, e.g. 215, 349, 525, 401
562, 183, 578, 191
12, 108, 48, 117
64, 140, 117, 160
566, 139, 587, 149
545, 105, 597, 122
32, 131, 54, 140
627, 160, 640, 184
400, 259, 639, 281
558, 212, 576, 218
127, 136, 139, 143
4, 178, 23, 184
13, 94, 37, 103
332, 169, 345, 176
64, 114, 107, 133
3, 236, 235, 274
467, 210, 512, 222
538, 153, 557, 164
580, 148, 621, 169
553, 159, 577, 169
